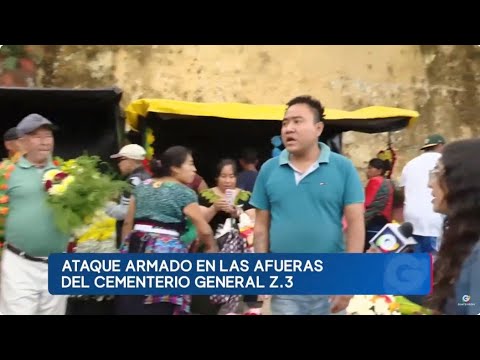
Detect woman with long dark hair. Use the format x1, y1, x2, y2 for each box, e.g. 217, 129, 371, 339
116, 145, 216, 315
424, 138, 480, 314
374, 139, 480, 314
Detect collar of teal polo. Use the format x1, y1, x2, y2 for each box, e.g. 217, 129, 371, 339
18, 155, 56, 170
279, 142, 331, 165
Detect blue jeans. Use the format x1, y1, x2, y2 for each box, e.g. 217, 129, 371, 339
270, 295, 346, 315
413, 235, 437, 253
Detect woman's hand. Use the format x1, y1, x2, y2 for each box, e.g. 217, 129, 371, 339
214, 198, 236, 215
213, 198, 229, 212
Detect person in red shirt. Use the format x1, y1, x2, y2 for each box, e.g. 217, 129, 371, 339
186, 173, 208, 194
364, 158, 394, 251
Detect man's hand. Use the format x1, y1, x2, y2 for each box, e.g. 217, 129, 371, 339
329, 295, 352, 313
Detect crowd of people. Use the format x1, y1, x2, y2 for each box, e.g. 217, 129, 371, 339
0, 94, 479, 315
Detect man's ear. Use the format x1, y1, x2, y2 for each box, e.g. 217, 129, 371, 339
315, 121, 324, 137
18, 137, 28, 150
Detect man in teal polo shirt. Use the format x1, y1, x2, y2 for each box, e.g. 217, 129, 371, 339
250, 95, 365, 315
0, 114, 69, 315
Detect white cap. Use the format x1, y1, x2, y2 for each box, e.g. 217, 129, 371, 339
110, 144, 146, 161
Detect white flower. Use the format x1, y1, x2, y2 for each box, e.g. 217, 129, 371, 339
372, 298, 391, 315
346, 295, 375, 314
75, 238, 117, 253
347, 295, 400, 315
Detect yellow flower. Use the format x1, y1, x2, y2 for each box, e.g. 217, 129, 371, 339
63, 175, 75, 187
61, 159, 77, 172
146, 130, 154, 145
147, 146, 154, 160
76, 211, 116, 243
43, 169, 61, 183
49, 183, 67, 196
145, 128, 155, 160
389, 302, 400, 312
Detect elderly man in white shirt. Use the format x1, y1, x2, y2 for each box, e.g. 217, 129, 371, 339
399, 134, 446, 253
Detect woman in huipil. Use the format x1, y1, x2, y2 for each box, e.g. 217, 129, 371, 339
116, 146, 216, 315
191, 158, 259, 315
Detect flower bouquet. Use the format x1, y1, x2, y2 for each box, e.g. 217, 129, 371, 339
66, 208, 118, 314
57, 156, 125, 315
346, 295, 432, 315
43, 155, 127, 235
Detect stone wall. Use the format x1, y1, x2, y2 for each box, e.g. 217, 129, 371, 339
2, 45, 479, 181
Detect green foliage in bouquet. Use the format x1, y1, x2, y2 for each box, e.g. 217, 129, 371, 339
46, 155, 129, 235
394, 296, 433, 315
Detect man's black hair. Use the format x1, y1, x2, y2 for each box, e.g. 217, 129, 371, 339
286, 95, 325, 123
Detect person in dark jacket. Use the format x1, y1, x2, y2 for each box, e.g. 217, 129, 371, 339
106, 144, 151, 248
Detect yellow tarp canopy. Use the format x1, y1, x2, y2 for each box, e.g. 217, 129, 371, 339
125, 98, 419, 132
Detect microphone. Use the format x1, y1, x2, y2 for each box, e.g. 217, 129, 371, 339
369, 222, 417, 253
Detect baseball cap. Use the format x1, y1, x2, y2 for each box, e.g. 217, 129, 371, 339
16, 113, 56, 137
420, 134, 446, 150
110, 144, 146, 161
3, 127, 19, 141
